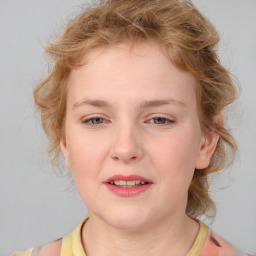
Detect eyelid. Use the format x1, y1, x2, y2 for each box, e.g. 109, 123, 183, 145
81, 115, 110, 125
80, 114, 175, 126
147, 115, 175, 125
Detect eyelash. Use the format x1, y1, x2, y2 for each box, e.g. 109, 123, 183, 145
82, 116, 175, 126
148, 117, 175, 125
82, 117, 107, 126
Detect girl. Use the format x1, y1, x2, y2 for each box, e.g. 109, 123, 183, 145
12, 0, 251, 255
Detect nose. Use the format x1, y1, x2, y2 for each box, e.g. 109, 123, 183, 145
110, 123, 144, 164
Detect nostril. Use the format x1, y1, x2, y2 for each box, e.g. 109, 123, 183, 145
110, 139, 144, 162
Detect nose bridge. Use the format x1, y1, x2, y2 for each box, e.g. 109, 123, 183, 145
111, 118, 143, 163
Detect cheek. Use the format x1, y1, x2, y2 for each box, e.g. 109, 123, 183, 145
66, 131, 111, 204
150, 132, 198, 171
147, 128, 200, 188
66, 129, 110, 176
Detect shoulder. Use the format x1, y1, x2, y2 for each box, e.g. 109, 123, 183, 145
11, 219, 86, 256
11, 239, 62, 256
11, 248, 33, 256
201, 230, 245, 256
35, 239, 62, 256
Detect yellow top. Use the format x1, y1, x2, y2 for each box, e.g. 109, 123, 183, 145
187, 220, 208, 256
11, 219, 208, 256
61, 220, 87, 256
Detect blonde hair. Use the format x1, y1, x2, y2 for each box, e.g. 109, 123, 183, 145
34, 0, 237, 217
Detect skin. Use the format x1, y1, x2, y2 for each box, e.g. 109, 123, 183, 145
60, 42, 220, 256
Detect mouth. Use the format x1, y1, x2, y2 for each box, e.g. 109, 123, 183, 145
108, 180, 149, 187
104, 175, 153, 197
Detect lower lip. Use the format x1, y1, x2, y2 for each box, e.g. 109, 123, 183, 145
104, 183, 152, 197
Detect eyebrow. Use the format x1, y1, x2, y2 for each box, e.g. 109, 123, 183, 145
72, 99, 111, 110
140, 99, 187, 108
72, 98, 187, 110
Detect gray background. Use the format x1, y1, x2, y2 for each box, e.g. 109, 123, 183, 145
0, 0, 255, 255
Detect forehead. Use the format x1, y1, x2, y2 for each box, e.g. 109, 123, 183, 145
66, 42, 198, 109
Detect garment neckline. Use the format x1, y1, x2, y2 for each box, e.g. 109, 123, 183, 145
186, 219, 208, 256
69, 217, 208, 256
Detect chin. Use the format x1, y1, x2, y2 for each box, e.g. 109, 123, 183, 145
104, 207, 153, 231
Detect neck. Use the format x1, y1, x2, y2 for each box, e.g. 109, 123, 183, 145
81, 213, 199, 256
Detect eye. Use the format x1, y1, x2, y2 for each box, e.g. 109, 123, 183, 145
90, 117, 104, 124
82, 117, 105, 125
149, 117, 174, 125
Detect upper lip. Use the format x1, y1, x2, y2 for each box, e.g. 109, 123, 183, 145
104, 175, 153, 184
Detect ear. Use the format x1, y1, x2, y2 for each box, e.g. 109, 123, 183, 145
195, 115, 222, 170
60, 138, 72, 170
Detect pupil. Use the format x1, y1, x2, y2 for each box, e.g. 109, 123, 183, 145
155, 118, 165, 124
92, 118, 102, 124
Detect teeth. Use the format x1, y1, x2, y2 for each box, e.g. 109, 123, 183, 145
110, 180, 147, 186
127, 180, 136, 186
114, 180, 120, 186
119, 180, 126, 186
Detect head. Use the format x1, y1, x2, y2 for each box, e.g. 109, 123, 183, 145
34, 0, 237, 218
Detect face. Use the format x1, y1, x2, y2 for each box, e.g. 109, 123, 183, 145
61, 42, 218, 230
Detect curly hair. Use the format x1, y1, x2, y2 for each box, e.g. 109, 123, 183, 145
34, 0, 237, 217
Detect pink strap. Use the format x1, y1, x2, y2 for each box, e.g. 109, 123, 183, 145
200, 231, 219, 256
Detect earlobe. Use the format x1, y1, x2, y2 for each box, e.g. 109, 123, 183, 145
60, 139, 72, 170
195, 115, 222, 170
